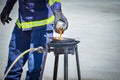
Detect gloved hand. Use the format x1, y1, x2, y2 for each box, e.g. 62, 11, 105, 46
54, 10, 68, 33
0, 6, 12, 25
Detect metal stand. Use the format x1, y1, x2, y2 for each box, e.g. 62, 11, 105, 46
48, 40, 81, 80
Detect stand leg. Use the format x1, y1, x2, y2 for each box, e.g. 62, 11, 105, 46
53, 54, 59, 80
75, 46, 81, 80
64, 48, 68, 80
39, 50, 48, 80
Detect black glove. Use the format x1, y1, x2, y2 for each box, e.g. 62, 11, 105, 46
0, 6, 12, 25
54, 10, 68, 33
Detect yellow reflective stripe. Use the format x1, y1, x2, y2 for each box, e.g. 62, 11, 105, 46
49, 0, 61, 6
16, 19, 22, 28
16, 15, 55, 29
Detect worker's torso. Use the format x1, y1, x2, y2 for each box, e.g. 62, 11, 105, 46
18, 0, 53, 22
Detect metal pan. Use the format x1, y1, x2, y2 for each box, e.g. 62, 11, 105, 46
50, 37, 75, 43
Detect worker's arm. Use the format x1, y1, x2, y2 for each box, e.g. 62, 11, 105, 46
0, 0, 17, 25
50, 1, 61, 14
50, 0, 68, 33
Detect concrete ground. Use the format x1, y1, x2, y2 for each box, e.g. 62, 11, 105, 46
0, 0, 120, 80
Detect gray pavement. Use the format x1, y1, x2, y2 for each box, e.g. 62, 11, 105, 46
0, 0, 120, 80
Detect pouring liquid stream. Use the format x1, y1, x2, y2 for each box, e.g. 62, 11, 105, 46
59, 29, 62, 40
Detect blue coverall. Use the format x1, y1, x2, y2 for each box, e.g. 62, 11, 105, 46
4, 0, 61, 80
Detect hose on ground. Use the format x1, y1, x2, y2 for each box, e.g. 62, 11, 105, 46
2, 47, 43, 80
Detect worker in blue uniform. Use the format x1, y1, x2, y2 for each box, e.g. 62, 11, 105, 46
0, 0, 68, 80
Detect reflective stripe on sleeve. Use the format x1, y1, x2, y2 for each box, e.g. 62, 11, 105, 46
49, 0, 61, 6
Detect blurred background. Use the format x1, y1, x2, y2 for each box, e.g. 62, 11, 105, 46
0, 0, 120, 80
